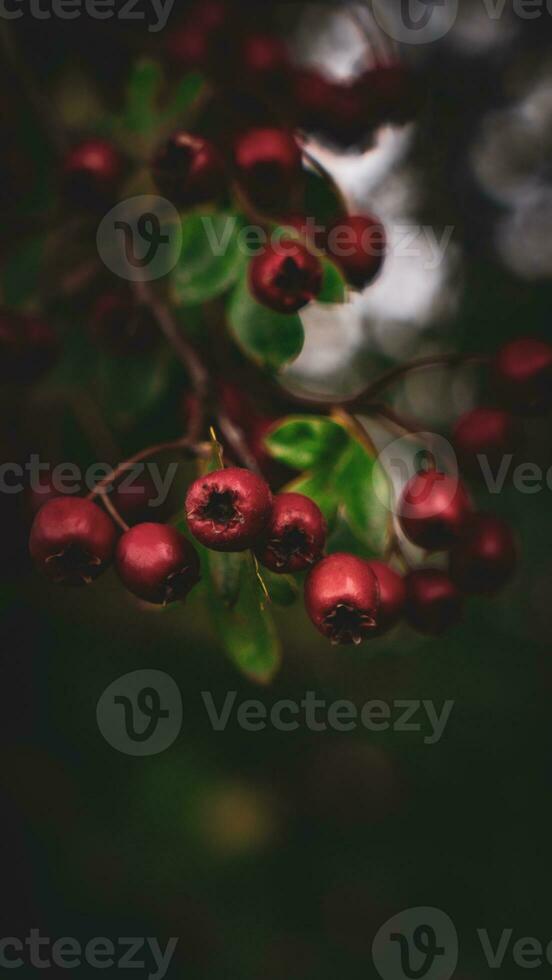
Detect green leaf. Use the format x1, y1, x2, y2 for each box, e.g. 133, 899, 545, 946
318, 259, 347, 304
211, 555, 281, 684
161, 73, 205, 126
303, 168, 345, 227
124, 59, 164, 135
261, 569, 300, 607
265, 415, 348, 470
95, 346, 171, 430
208, 551, 243, 609
337, 440, 391, 556
172, 213, 246, 306
283, 469, 339, 525
228, 275, 304, 371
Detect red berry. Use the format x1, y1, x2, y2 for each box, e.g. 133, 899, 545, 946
62, 139, 124, 209
116, 523, 200, 605
0, 311, 58, 384
249, 239, 323, 314
152, 131, 225, 210
29, 497, 116, 586
255, 493, 326, 573
240, 33, 290, 92
233, 127, 302, 212
399, 470, 472, 551
365, 561, 406, 635
325, 215, 386, 290
453, 406, 519, 473
494, 337, 552, 415
404, 569, 463, 635
449, 513, 517, 596
166, 1, 233, 72
185, 467, 272, 552
89, 293, 158, 356
293, 69, 372, 148
304, 553, 380, 646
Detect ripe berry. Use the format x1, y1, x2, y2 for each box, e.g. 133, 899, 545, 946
166, 0, 233, 73
255, 493, 326, 573
450, 513, 517, 596
0, 311, 58, 384
398, 470, 472, 551
249, 240, 323, 314
152, 131, 225, 210
293, 69, 372, 148
233, 127, 302, 213
89, 293, 158, 356
404, 569, 463, 635
365, 561, 406, 635
29, 497, 117, 586
453, 406, 519, 473
116, 523, 200, 605
62, 139, 124, 209
304, 553, 380, 646
240, 33, 290, 92
325, 215, 386, 290
493, 337, 552, 415
185, 467, 272, 552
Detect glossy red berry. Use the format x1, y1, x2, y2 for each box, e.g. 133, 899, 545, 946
325, 215, 386, 290
116, 523, 200, 605
29, 497, 117, 586
152, 131, 225, 210
233, 127, 302, 212
304, 553, 380, 646
453, 406, 519, 472
404, 569, 463, 635
62, 139, 124, 209
249, 240, 323, 314
450, 513, 517, 596
0, 311, 58, 384
89, 293, 158, 356
399, 470, 472, 551
255, 493, 326, 573
365, 561, 406, 635
493, 337, 552, 415
185, 467, 272, 552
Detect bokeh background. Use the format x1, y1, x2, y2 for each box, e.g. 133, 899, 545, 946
2, 1, 552, 976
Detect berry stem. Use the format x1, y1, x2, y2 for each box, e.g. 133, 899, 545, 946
217, 410, 262, 474
97, 488, 130, 532
132, 281, 209, 441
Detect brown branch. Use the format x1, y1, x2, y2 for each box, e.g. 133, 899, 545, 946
133, 281, 209, 442
346, 353, 489, 408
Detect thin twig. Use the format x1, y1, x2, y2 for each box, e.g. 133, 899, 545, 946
97, 489, 130, 532
133, 281, 209, 441
217, 411, 262, 475
87, 437, 211, 502
347, 353, 489, 408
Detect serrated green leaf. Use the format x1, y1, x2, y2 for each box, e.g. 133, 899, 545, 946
124, 59, 164, 135
172, 213, 246, 306
337, 440, 391, 556
318, 259, 347, 304
227, 275, 304, 371
265, 415, 348, 470
211, 555, 281, 684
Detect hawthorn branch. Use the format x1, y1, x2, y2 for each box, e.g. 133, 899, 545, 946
133, 281, 209, 442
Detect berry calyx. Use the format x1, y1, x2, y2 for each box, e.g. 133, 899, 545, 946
233, 127, 302, 212
325, 215, 386, 290
304, 553, 380, 646
152, 131, 225, 210
116, 523, 200, 605
449, 513, 517, 595
365, 560, 406, 635
404, 569, 463, 635
398, 470, 472, 551
62, 139, 124, 209
249, 240, 323, 314
0, 311, 58, 384
185, 467, 272, 552
255, 492, 326, 573
453, 406, 519, 473
89, 293, 158, 356
493, 337, 552, 416
29, 497, 117, 587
